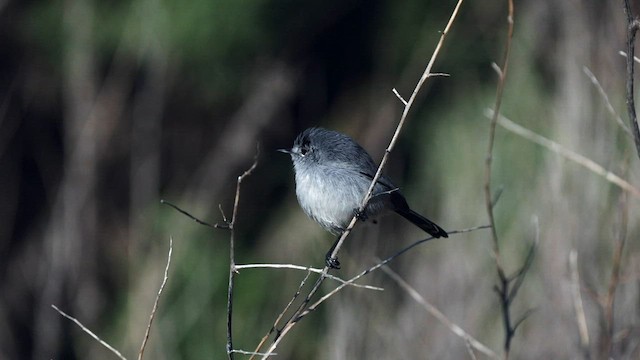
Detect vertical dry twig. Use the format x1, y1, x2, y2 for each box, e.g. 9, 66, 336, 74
569, 249, 590, 354
225, 150, 260, 360
254, 1, 465, 357
600, 163, 630, 358
623, 0, 640, 159
484, 1, 536, 357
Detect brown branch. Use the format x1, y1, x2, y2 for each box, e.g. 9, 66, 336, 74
138, 238, 173, 360
601, 162, 630, 358
226, 150, 260, 360
569, 249, 590, 353
160, 199, 225, 229
485, 0, 514, 256
623, 0, 640, 159
484, 1, 536, 357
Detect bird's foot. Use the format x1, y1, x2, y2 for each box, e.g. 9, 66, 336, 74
353, 208, 368, 222
325, 254, 341, 269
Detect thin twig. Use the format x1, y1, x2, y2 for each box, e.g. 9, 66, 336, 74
138, 237, 173, 360
619, 50, 640, 64
249, 270, 313, 360
485, 109, 640, 199
601, 162, 630, 358
484, 0, 520, 357
235, 264, 383, 290
484, 0, 514, 256
582, 66, 632, 136
506, 217, 538, 303
623, 0, 640, 159
160, 199, 224, 229
231, 350, 277, 356
51, 305, 128, 360
257, 1, 465, 357
381, 266, 499, 359
569, 249, 590, 352
227, 149, 260, 360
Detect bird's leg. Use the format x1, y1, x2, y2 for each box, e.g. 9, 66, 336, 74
325, 236, 342, 269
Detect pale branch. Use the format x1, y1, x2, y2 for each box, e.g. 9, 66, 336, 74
138, 237, 173, 360
582, 66, 632, 136
249, 270, 313, 360
235, 264, 383, 291
569, 250, 590, 351
51, 305, 128, 360
485, 109, 640, 199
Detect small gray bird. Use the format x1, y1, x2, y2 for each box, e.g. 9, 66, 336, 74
279, 127, 448, 268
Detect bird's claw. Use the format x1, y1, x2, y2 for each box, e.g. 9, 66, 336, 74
353, 208, 368, 222
325, 255, 341, 269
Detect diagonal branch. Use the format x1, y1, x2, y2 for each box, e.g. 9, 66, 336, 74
485, 110, 640, 199
381, 266, 499, 359
51, 305, 128, 360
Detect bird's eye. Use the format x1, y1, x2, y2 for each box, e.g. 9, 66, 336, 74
300, 144, 310, 156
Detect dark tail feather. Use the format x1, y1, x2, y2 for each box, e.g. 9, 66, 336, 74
396, 209, 448, 238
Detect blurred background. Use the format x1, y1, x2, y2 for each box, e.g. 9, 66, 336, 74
1, 0, 639, 358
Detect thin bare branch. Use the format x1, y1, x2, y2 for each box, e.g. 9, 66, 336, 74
160, 199, 223, 229
249, 270, 313, 360
227, 149, 260, 360
138, 237, 172, 360
484, 0, 514, 258
392, 88, 408, 105
601, 163, 630, 358
381, 266, 499, 359
623, 0, 640, 159
231, 349, 277, 356
619, 50, 640, 64
485, 109, 640, 199
235, 264, 383, 291
51, 305, 127, 360
569, 249, 590, 350
582, 66, 632, 136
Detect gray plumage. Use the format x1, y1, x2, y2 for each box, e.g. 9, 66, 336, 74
280, 127, 447, 238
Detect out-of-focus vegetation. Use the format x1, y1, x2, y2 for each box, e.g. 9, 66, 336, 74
1, 0, 638, 359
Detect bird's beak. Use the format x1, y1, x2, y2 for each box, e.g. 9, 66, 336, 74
277, 148, 293, 154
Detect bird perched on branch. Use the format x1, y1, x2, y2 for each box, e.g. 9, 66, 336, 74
280, 127, 448, 269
